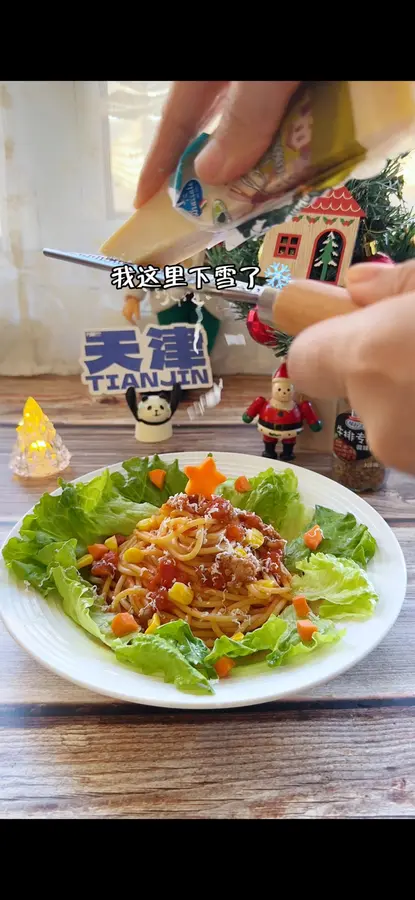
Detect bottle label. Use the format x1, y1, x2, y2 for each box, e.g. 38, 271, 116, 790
333, 412, 371, 461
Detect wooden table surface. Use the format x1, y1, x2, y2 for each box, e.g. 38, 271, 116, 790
1, 376, 414, 819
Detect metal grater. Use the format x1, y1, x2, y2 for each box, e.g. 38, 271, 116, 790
42, 248, 277, 321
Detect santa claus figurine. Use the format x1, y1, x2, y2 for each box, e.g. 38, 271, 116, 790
242, 362, 322, 460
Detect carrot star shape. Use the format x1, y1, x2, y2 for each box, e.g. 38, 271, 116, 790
184, 456, 227, 497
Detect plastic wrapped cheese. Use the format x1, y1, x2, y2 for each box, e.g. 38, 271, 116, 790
100, 81, 415, 267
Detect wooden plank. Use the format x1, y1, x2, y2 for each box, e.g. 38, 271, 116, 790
0, 374, 268, 426
0, 707, 414, 818
0, 525, 413, 706
1, 425, 415, 522
0, 374, 337, 452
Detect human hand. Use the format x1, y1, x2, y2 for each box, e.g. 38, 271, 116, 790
287, 260, 415, 474
134, 81, 300, 208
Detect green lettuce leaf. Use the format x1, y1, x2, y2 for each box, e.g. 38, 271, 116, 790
52, 563, 108, 642
45, 543, 127, 647
205, 615, 288, 665
265, 605, 343, 667
3, 469, 159, 564
154, 620, 216, 678
285, 505, 377, 572
291, 552, 379, 619
205, 606, 342, 671
50, 471, 158, 550
116, 634, 214, 694
112, 455, 187, 506
2, 535, 78, 595
218, 467, 312, 541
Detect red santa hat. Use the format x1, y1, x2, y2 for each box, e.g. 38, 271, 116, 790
272, 362, 290, 383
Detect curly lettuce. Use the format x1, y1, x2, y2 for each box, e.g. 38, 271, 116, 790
112, 454, 187, 506
206, 608, 342, 669
218, 467, 312, 541
116, 632, 214, 694
265, 606, 344, 667
285, 505, 377, 573
291, 552, 379, 620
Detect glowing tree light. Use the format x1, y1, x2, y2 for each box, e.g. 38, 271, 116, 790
10, 397, 71, 478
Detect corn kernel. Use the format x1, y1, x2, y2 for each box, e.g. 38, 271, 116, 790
137, 515, 162, 531
105, 535, 118, 551
137, 517, 154, 531
123, 546, 144, 564
234, 546, 247, 557
244, 528, 264, 548
76, 553, 93, 569
168, 582, 194, 606
248, 579, 275, 593
232, 632, 244, 641
145, 612, 160, 634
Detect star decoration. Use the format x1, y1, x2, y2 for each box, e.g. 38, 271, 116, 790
184, 456, 227, 497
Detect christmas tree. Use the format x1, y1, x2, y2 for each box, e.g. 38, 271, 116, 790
10, 397, 71, 478
312, 232, 340, 281
207, 153, 415, 357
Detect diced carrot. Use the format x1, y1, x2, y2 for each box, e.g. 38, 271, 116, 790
149, 468, 166, 490
234, 475, 252, 493
303, 524, 324, 550
214, 657, 236, 678
292, 595, 311, 617
111, 612, 139, 637
296, 619, 318, 642
225, 523, 245, 542
87, 543, 109, 561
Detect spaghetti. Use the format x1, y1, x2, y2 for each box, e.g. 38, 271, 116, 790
86, 493, 293, 648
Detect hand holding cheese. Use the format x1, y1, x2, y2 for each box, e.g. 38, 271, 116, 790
100, 82, 415, 271
134, 80, 300, 207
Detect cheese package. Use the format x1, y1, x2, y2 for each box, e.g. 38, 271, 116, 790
100, 81, 415, 267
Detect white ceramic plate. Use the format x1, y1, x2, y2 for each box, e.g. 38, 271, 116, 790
0, 451, 407, 709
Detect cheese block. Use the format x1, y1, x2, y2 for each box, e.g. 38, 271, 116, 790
99, 186, 212, 267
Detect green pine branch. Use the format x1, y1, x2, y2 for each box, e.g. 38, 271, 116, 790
346, 152, 415, 263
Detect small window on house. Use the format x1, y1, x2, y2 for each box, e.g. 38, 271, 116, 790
274, 234, 301, 259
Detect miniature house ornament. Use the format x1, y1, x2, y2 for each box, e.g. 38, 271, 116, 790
10, 397, 71, 478
259, 187, 365, 286
242, 363, 322, 461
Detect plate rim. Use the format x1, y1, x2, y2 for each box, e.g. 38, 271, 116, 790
0, 451, 407, 710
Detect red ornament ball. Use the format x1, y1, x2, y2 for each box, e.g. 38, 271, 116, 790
246, 307, 277, 346
367, 252, 394, 265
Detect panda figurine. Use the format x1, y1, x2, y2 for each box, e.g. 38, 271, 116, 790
125, 384, 182, 443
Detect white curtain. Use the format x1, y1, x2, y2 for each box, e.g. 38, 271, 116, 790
0, 80, 269, 378
1, 81, 414, 379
